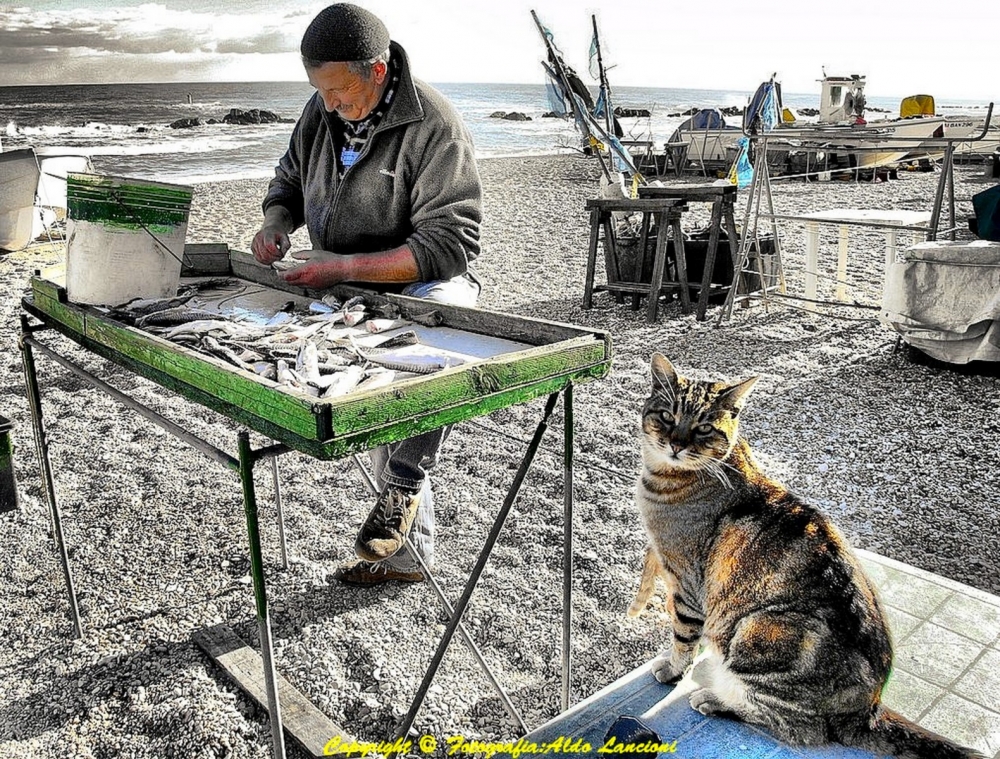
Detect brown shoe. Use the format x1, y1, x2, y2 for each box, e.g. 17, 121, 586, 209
355, 486, 420, 562
331, 560, 424, 586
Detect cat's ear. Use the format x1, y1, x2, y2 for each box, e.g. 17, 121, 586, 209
718, 375, 758, 414
651, 353, 679, 390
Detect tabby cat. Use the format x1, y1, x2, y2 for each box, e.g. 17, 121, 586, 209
630, 353, 983, 759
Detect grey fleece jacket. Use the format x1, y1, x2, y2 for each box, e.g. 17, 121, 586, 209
262, 41, 482, 285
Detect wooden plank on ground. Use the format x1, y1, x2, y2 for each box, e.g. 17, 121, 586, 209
193, 623, 352, 758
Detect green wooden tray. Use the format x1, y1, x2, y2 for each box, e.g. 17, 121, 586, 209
23, 246, 612, 459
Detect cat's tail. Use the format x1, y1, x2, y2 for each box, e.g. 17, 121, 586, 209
836, 706, 985, 759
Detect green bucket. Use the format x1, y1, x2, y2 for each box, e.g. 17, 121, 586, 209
65, 173, 194, 306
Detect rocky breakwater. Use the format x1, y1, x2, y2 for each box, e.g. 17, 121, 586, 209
489, 111, 532, 121
169, 108, 295, 129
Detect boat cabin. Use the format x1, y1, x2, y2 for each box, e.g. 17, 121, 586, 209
818, 73, 867, 124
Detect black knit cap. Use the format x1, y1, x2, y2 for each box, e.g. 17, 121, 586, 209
300, 3, 390, 63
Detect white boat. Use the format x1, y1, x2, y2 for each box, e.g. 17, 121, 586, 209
672, 73, 951, 174
0, 146, 93, 251
0, 148, 40, 251
939, 114, 1000, 160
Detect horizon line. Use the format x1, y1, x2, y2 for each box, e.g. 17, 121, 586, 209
0, 80, 993, 105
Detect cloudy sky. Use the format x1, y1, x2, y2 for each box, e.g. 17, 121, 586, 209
1, 0, 996, 101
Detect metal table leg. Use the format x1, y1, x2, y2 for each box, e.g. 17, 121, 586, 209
349, 454, 528, 733
561, 382, 574, 711
18, 318, 82, 638
270, 453, 288, 570
394, 391, 561, 740
238, 431, 286, 759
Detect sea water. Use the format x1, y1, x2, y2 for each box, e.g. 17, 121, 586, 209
1, 81, 991, 185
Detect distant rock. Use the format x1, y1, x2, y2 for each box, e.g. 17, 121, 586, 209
797, 107, 820, 117
489, 111, 508, 119
222, 108, 282, 125
169, 117, 203, 129
614, 107, 651, 118
501, 112, 531, 121
541, 111, 563, 118
720, 106, 744, 117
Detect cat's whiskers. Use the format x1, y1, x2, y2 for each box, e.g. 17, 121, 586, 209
689, 453, 733, 489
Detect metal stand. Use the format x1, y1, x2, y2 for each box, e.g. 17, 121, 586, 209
394, 390, 572, 739
19, 316, 578, 757
719, 136, 788, 322
20, 318, 291, 759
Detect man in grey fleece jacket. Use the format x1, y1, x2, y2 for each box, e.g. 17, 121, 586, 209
251, 3, 482, 586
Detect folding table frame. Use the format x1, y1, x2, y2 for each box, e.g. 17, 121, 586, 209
18, 265, 611, 759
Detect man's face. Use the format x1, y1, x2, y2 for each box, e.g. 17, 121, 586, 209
307, 60, 387, 121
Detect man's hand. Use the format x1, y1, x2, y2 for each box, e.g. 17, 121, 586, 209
251, 225, 291, 265
277, 250, 344, 289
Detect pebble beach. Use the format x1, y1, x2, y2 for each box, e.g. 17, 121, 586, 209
1, 153, 998, 758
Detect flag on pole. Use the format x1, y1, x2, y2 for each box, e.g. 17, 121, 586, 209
588, 29, 600, 80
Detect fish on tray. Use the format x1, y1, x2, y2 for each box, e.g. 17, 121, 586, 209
350, 337, 468, 375
111, 289, 465, 398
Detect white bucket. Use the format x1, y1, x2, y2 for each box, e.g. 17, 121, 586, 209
65, 173, 194, 306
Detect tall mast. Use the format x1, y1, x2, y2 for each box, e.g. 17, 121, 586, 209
531, 9, 611, 180
591, 14, 614, 138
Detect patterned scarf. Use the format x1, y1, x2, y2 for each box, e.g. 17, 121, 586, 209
337, 53, 400, 178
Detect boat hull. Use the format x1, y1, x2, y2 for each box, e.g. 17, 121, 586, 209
0, 148, 40, 252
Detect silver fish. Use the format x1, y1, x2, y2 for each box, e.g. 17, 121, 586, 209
351, 338, 465, 375
136, 306, 225, 328
201, 335, 248, 369
252, 362, 277, 380
371, 330, 419, 349
295, 342, 322, 386
354, 369, 397, 392
321, 364, 365, 398
265, 312, 295, 329
366, 318, 410, 333
113, 291, 196, 316
162, 319, 253, 340
410, 310, 444, 327
343, 308, 367, 328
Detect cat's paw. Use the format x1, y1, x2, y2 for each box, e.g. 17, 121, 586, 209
627, 599, 646, 618
650, 653, 685, 684
689, 687, 726, 715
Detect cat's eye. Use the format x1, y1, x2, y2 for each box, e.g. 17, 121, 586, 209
695, 423, 714, 435
659, 412, 675, 428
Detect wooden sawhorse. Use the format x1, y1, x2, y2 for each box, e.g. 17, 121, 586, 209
637, 183, 740, 321
583, 197, 689, 322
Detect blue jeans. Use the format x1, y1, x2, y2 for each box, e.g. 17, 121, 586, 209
369, 273, 480, 572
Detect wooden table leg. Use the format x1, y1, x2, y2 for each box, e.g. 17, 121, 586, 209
646, 211, 671, 322
583, 209, 601, 309
697, 201, 723, 321
672, 216, 692, 314
633, 212, 651, 310
601, 216, 625, 305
